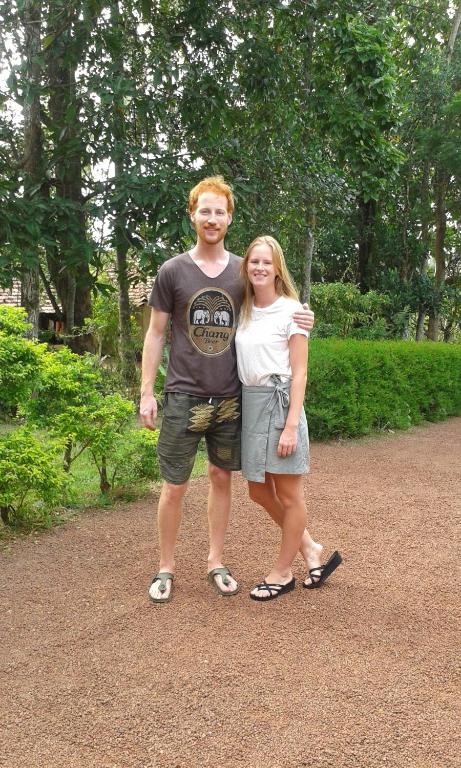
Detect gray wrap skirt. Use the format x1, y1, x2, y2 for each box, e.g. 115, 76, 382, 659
241, 378, 309, 483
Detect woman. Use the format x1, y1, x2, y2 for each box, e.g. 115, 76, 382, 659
235, 236, 341, 600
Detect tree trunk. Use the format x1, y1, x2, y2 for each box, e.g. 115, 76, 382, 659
46, 8, 93, 352
112, 2, 137, 383
116, 233, 137, 382
99, 455, 110, 494
433, 173, 447, 286
300, 206, 316, 305
448, 1, 461, 63
21, 270, 40, 339
415, 163, 431, 341
357, 197, 376, 292
427, 170, 448, 341
21, 0, 43, 338
63, 439, 73, 472
399, 177, 411, 282
72, 281, 94, 354
442, 321, 453, 343
415, 310, 426, 342
426, 6, 461, 339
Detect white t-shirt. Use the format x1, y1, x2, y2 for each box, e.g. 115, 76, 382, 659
235, 296, 309, 386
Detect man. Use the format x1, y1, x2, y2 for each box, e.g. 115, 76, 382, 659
140, 176, 314, 603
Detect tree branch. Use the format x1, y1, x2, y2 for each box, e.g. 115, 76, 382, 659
448, 1, 461, 63
39, 263, 63, 318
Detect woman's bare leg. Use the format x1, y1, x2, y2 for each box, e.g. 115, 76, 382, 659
248, 475, 323, 569
250, 474, 312, 597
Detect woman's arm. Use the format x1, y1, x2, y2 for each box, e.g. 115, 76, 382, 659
277, 334, 308, 458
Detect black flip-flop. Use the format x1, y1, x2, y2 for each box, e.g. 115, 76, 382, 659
303, 550, 342, 589
250, 577, 296, 601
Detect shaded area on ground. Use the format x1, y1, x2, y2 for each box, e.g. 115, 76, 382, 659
1, 419, 460, 768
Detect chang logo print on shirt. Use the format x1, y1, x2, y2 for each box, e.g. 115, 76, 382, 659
187, 288, 236, 356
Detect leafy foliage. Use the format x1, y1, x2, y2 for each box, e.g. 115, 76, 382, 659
0, 306, 32, 336
1, 1, 460, 342
21, 347, 102, 437
310, 282, 389, 338
0, 307, 44, 412
0, 428, 68, 527
84, 290, 143, 360
307, 339, 461, 440
106, 427, 160, 490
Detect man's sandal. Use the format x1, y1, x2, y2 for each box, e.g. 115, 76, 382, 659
303, 550, 342, 589
207, 566, 240, 596
250, 577, 296, 602
148, 571, 174, 603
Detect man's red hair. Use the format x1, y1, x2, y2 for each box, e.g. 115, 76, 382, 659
188, 175, 234, 214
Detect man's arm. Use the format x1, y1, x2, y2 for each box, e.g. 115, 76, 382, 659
293, 304, 314, 331
140, 307, 170, 430
293, 303, 314, 332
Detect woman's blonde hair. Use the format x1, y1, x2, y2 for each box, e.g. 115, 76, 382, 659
239, 235, 299, 326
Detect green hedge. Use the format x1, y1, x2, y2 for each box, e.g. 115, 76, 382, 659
306, 340, 461, 440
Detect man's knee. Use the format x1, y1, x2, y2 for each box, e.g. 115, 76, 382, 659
208, 462, 232, 489
161, 480, 189, 504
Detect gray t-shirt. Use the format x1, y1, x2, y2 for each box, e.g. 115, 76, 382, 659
149, 252, 243, 397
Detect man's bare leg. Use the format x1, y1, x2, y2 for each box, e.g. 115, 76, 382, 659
149, 480, 188, 601
248, 475, 323, 571
206, 463, 238, 593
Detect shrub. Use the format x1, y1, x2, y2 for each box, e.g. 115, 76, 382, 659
0, 307, 45, 413
307, 339, 461, 439
81, 394, 136, 493
107, 427, 161, 489
0, 335, 43, 412
0, 429, 68, 527
21, 346, 105, 469
0, 306, 32, 336
309, 283, 389, 338
126, 428, 160, 481
84, 291, 144, 360
20, 345, 140, 488
22, 346, 102, 425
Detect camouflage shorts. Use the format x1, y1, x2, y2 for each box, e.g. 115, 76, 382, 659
157, 392, 242, 485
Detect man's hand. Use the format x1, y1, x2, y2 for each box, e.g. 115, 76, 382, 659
140, 394, 158, 430
293, 303, 314, 332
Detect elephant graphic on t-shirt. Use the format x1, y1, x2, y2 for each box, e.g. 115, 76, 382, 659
213, 310, 230, 326
193, 309, 210, 324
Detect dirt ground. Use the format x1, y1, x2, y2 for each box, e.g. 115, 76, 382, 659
1, 418, 460, 768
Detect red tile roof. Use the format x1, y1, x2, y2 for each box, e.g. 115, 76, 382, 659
0, 276, 151, 313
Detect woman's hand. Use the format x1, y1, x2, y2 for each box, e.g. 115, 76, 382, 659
278, 425, 298, 457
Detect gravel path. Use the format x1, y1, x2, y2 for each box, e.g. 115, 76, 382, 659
1, 418, 460, 768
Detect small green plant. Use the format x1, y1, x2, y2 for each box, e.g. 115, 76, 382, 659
82, 394, 136, 493
105, 427, 161, 490
0, 428, 68, 528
